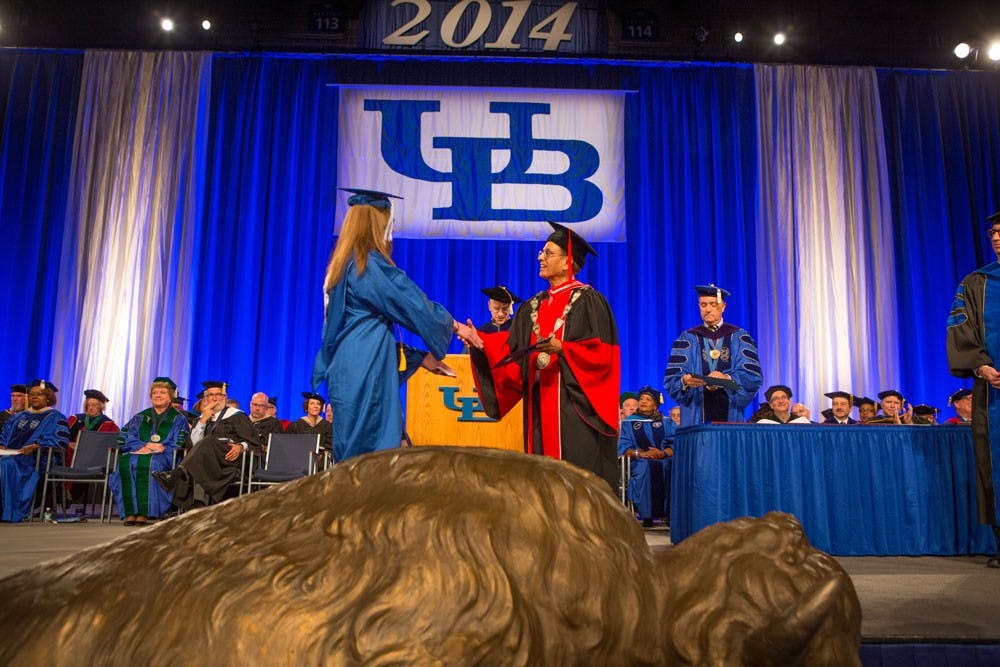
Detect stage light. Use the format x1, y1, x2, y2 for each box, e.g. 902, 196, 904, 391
954, 42, 971, 59
734, 32, 744, 43
202, 19, 212, 31
160, 18, 175, 32
988, 41, 1000, 61
773, 32, 786, 46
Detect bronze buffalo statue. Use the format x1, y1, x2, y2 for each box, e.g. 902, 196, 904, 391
0, 446, 860, 665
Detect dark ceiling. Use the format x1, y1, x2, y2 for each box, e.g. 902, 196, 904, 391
0, 1, 997, 69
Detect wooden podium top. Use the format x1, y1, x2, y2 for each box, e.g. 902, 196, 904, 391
405, 354, 523, 451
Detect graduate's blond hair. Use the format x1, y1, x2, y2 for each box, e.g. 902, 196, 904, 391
324, 204, 395, 290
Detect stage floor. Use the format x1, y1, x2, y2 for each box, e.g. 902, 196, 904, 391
1, 521, 998, 644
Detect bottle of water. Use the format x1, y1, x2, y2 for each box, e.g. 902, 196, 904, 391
43, 507, 53, 523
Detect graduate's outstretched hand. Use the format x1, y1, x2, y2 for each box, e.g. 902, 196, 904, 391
421, 352, 457, 377
455, 319, 484, 349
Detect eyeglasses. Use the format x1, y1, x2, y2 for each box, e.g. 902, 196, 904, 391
203, 392, 225, 398
538, 249, 567, 259
988, 228, 1000, 238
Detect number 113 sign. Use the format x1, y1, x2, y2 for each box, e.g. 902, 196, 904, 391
361, 0, 606, 54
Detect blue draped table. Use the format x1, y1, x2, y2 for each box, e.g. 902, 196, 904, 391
670, 424, 997, 556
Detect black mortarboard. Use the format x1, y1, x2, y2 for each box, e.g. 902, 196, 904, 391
636, 385, 663, 404
821, 408, 834, 420
854, 396, 876, 408
268, 395, 277, 406
172, 396, 187, 404
824, 391, 854, 405
83, 389, 109, 403
152, 376, 177, 391
10, 384, 27, 394
202, 380, 227, 391
302, 391, 325, 404
877, 389, 904, 402
340, 188, 402, 210
619, 391, 638, 406
912, 404, 939, 416
694, 284, 731, 301
30, 379, 58, 392
765, 385, 793, 401
481, 286, 522, 304
948, 389, 972, 405
986, 210, 1000, 225
546, 222, 596, 274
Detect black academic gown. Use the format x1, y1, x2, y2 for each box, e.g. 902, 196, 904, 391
947, 266, 1000, 526
286, 417, 333, 451
250, 416, 285, 452
170, 407, 259, 509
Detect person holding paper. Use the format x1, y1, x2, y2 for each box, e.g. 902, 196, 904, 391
0, 380, 69, 522
664, 284, 762, 426
467, 223, 620, 489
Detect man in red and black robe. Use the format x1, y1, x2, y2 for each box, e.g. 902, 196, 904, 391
470, 223, 620, 489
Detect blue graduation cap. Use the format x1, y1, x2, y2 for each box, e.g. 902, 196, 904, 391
30, 379, 58, 392
83, 389, 110, 403
302, 391, 325, 404
765, 385, 793, 401
636, 385, 663, 404
340, 188, 402, 210
948, 388, 971, 405
694, 284, 730, 301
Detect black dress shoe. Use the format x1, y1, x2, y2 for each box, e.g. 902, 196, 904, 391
987, 557, 1000, 569
641, 518, 654, 528
152, 471, 175, 491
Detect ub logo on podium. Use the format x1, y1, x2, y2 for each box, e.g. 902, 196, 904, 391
439, 386, 493, 423
337, 85, 625, 242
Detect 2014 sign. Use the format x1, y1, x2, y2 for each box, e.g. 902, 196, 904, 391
369, 0, 600, 53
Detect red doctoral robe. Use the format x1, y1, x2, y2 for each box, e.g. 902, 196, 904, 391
470, 279, 620, 488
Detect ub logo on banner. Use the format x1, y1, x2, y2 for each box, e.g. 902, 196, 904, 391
337, 85, 625, 241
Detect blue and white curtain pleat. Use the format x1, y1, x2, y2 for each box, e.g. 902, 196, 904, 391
49, 51, 208, 421
755, 65, 898, 415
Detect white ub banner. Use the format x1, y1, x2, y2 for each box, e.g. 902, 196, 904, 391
336, 85, 625, 241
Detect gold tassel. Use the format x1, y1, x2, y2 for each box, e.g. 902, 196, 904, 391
398, 342, 406, 373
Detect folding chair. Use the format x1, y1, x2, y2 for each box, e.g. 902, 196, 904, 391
246, 433, 321, 492
619, 455, 635, 514
38, 430, 120, 523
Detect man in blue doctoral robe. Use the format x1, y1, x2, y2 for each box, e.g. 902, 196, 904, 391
618, 386, 675, 527
0, 380, 69, 522
946, 209, 1000, 567
664, 284, 762, 426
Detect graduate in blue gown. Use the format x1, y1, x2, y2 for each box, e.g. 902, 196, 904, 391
313, 189, 478, 463
664, 284, 762, 426
0, 379, 69, 522
109, 377, 189, 524
618, 386, 675, 526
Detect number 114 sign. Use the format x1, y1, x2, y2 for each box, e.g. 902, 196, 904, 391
362, 0, 607, 54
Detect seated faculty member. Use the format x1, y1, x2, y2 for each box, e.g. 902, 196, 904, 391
153, 380, 259, 509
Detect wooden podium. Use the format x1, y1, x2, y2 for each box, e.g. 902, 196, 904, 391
405, 354, 523, 451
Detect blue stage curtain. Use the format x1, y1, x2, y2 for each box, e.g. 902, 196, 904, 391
189, 55, 340, 409
878, 69, 1000, 404
0, 50, 82, 388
